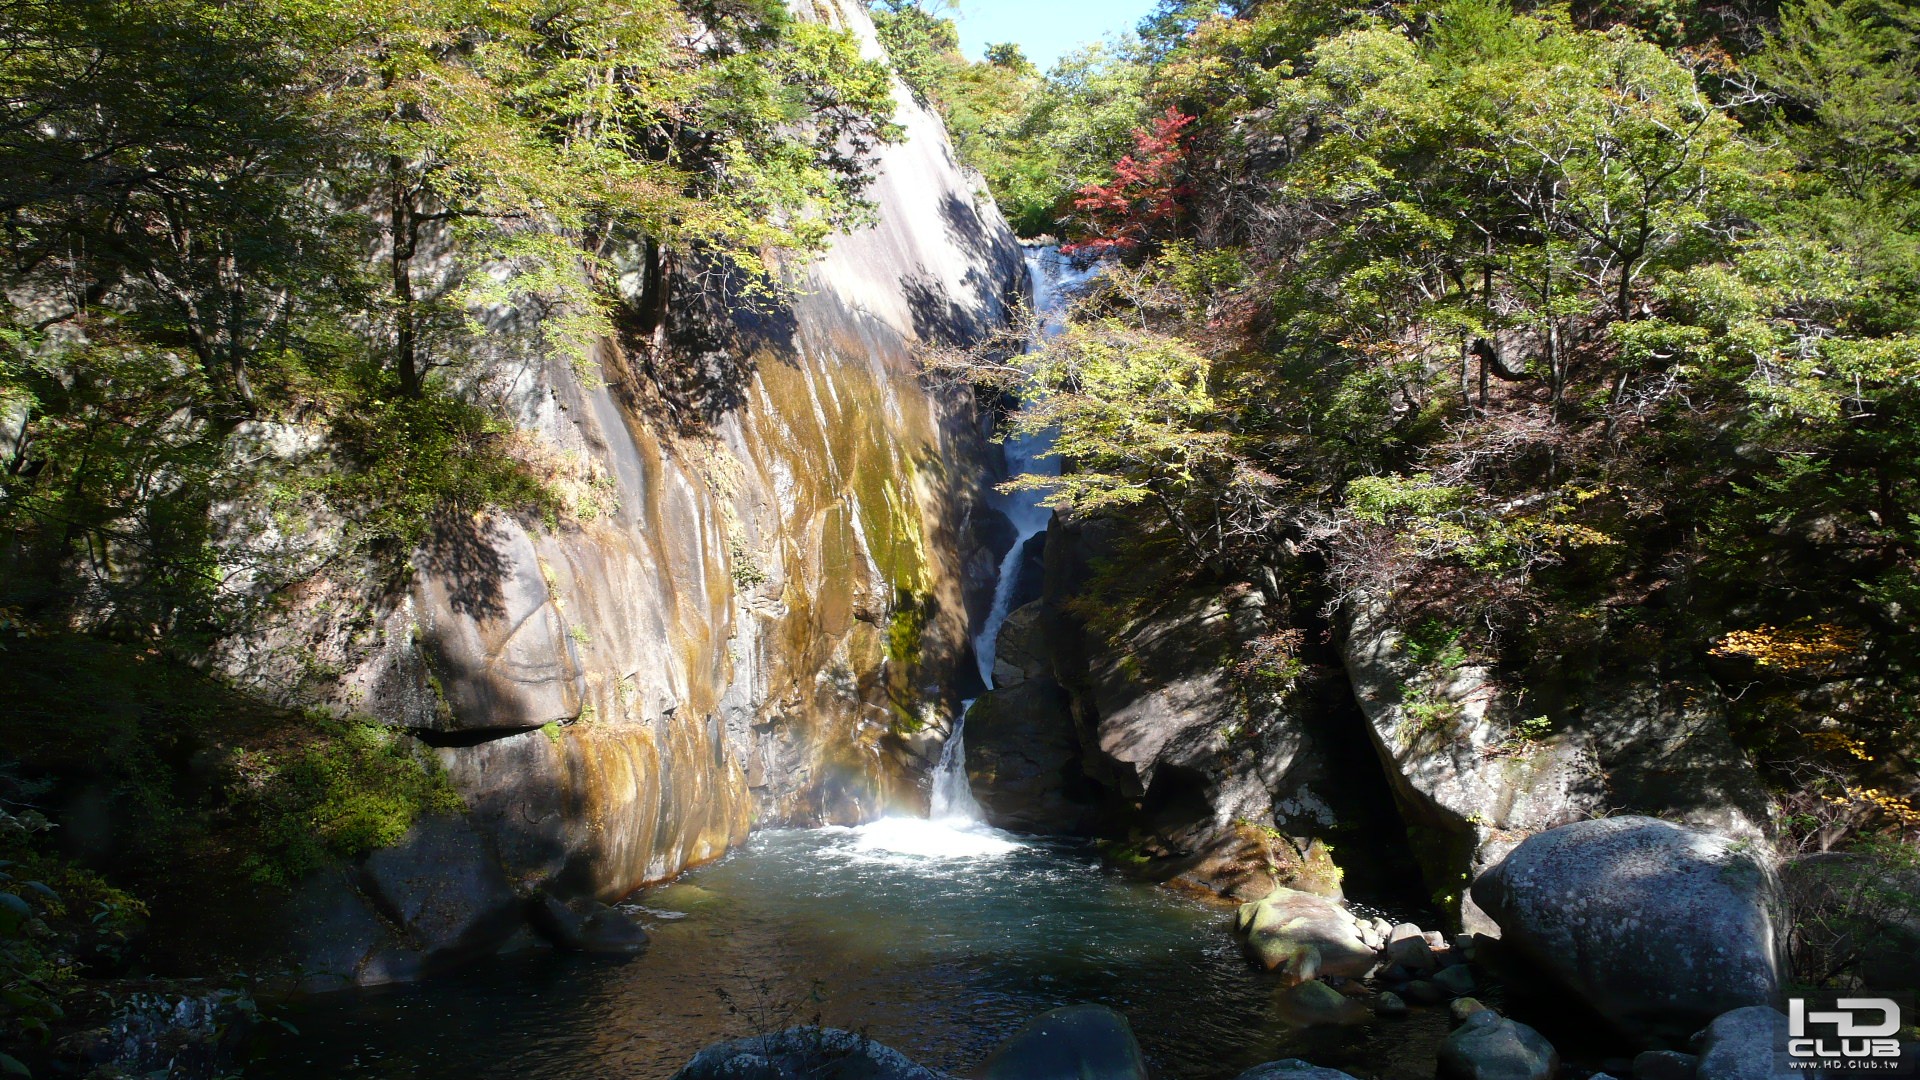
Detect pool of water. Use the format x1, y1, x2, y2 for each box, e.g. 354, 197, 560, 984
247, 821, 1453, 1079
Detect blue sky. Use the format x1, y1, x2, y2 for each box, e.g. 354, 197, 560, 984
949, 0, 1160, 71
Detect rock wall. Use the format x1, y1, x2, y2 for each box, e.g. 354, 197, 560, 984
236, 0, 1026, 988
1339, 588, 1775, 933
965, 516, 1420, 904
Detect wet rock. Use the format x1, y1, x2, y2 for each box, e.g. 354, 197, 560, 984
1633, 1050, 1699, 1080
1432, 963, 1477, 997
1375, 991, 1409, 1017
1405, 980, 1448, 1004
1274, 980, 1370, 1027
669, 1027, 947, 1080
1234, 1061, 1362, 1080
360, 814, 521, 964
1238, 889, 1379, 981
1437, 1010, 1560, 1080
1387, 924, 1437, 971
1694, 1007, 1789, 1080
1471, 816, 1782, 1043
964, 672, 1092, 835
529, 894, 649, 956
979, 1005, 1148, 1080
1450, 997, 1492, 1025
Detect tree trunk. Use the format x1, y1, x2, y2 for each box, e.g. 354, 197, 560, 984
390, 155, 422, 398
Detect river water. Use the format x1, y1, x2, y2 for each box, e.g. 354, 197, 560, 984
249, 824, 1450, 1079
246, 248, 1455, 1078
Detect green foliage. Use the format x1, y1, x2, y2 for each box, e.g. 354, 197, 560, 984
0, 798, 148, 1070
231, 718, 464, 887
1403, 619, 1469, 672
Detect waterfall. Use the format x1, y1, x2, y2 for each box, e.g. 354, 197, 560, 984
929, 245, 1099, 827
928, 697, 983, 820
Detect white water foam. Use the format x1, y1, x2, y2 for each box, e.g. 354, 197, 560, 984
837, 817, 1023, 861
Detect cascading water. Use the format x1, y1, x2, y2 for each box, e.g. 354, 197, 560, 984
851, 247, 1095, 856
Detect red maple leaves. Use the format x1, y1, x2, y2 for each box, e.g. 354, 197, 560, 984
1063, 107, 1195, 257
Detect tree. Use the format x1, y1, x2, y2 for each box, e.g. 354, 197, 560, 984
1063, 107, 1195, 256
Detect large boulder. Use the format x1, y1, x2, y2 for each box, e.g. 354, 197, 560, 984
1437, 1011, 1559, 1080
1237, 888, 1380, 982
1694, 1007, 1789, 1080
669, 1028, 947, 1080
979, 1005, 1148, 1080
1471, 817, 1783, 1044
360, 814, 522, 966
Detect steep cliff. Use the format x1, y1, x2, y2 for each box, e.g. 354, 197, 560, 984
216, 0, 1025, 988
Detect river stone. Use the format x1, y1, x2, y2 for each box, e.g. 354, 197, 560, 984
1375, 991, 1409, 1017
1240, 889, 1378, 980
1387, 923, 1436, 970
1234, 1061, 1363, 1080
1470, 816, 1782, 1042
979, 1005, 1147, 1080
1274, 980, 1370, 1027
1450, 998, 1492, 1025
1694, 1007, 1789, 1080
1438, 1010, 1560, 1080
1432, 963, 1477, 997
1633, 1050, 1698, 1080
669, 1027, 947, 1080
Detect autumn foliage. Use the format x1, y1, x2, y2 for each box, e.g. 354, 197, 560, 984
1062, 106, 1194, 256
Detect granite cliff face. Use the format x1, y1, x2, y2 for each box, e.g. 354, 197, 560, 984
222, 0, 1026, 987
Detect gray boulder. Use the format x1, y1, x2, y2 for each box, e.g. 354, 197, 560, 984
1471, 816, 1782, 1043
669, 1028, 946, 1080
979, 1005, 1147, 1080
1387, 923, 1438, 970
1694, 1007, 1791, 1080
1234, 1061, 1362, 1080
1438, 1010, 1560, 1080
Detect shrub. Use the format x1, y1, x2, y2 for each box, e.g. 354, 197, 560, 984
230, 718, 464, 886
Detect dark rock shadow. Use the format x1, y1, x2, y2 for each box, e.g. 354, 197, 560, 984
418, 513, 510, 622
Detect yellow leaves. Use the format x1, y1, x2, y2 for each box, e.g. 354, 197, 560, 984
1711, 622, 1863, 671
1823, 784, 1920, 826
1802, 730, 1874, 762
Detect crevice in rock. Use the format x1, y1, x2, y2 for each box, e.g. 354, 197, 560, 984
406, 725, 544, 748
